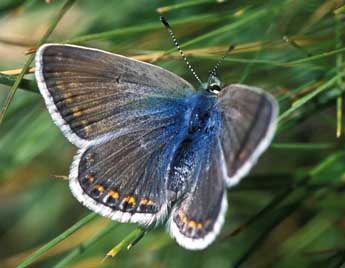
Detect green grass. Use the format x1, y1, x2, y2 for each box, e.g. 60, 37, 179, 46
1, 1, 345, 268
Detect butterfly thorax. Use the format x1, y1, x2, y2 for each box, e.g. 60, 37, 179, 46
187, 93, 218, 138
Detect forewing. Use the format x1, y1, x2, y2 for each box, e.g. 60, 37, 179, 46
217, 84, 278, 187
35, 44, 194, 147
168, 134, 227, 250
70, 108, 187, 225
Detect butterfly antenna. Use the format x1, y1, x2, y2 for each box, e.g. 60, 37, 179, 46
208, 44, 235, 80
160, 16, 203, 87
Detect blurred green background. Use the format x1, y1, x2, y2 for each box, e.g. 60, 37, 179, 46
1, 0, 345, 267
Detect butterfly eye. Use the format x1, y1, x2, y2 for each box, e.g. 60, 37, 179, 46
207, 84, 221, 94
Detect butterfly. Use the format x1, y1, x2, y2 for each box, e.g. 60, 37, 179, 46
35, 38, 278, 250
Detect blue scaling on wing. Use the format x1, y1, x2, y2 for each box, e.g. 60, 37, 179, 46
70, 96, 192, 225
71, 98, 190, 225
35, 43, 280, 251
167, 85, 278, 250
35, 44, 194, 148
167, 92, 227, 250
35, 44, 197, 225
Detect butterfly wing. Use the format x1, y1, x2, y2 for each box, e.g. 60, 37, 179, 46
35, 44, 194, 147
35, 44, 195, 224
168, 85, 278, 249
70, 116, 186, 225
217, 84, 278, 187
165, 99, 227, 250
168, 137, 227, 250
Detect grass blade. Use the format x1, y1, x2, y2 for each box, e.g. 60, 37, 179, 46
53, 221, 118, 268
16, 212, 97, 268
0, 0, 76, 126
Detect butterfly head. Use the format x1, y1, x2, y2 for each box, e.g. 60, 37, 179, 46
205, 75, 222, 95
160, 16, 233, 95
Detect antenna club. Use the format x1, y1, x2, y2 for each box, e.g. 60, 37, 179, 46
160, 16, 203, 87
228, 44, 235, 52
160, 16, 170, 28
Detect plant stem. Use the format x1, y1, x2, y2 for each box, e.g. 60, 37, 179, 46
105, 228, 142, 258
336, 12, 343, 138
231, 191, 310, 268
16, 212, 97, 268
65, 13, 222, 44
0, 0, 76, 126
0, 73, 38, 93
157, 0, 222, 13
53, 221, 117, 268
271, 142, 335, 150
279, 75, 339, 122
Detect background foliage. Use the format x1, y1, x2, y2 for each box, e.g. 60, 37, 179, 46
1, 0, 345, 267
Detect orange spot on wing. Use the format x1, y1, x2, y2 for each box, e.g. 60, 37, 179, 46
188, 220, 196, 228
123, 196, 136, 205
178, 211, 187, 224
73, 111, 82, 117
109, 190, 119, 199
71, 107, 82, 117
140, 198, 154, 205
95, 184, 105, 193
87, 175, 94, 183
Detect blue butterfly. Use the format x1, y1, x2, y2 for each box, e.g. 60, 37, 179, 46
35, 30, 278, 250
